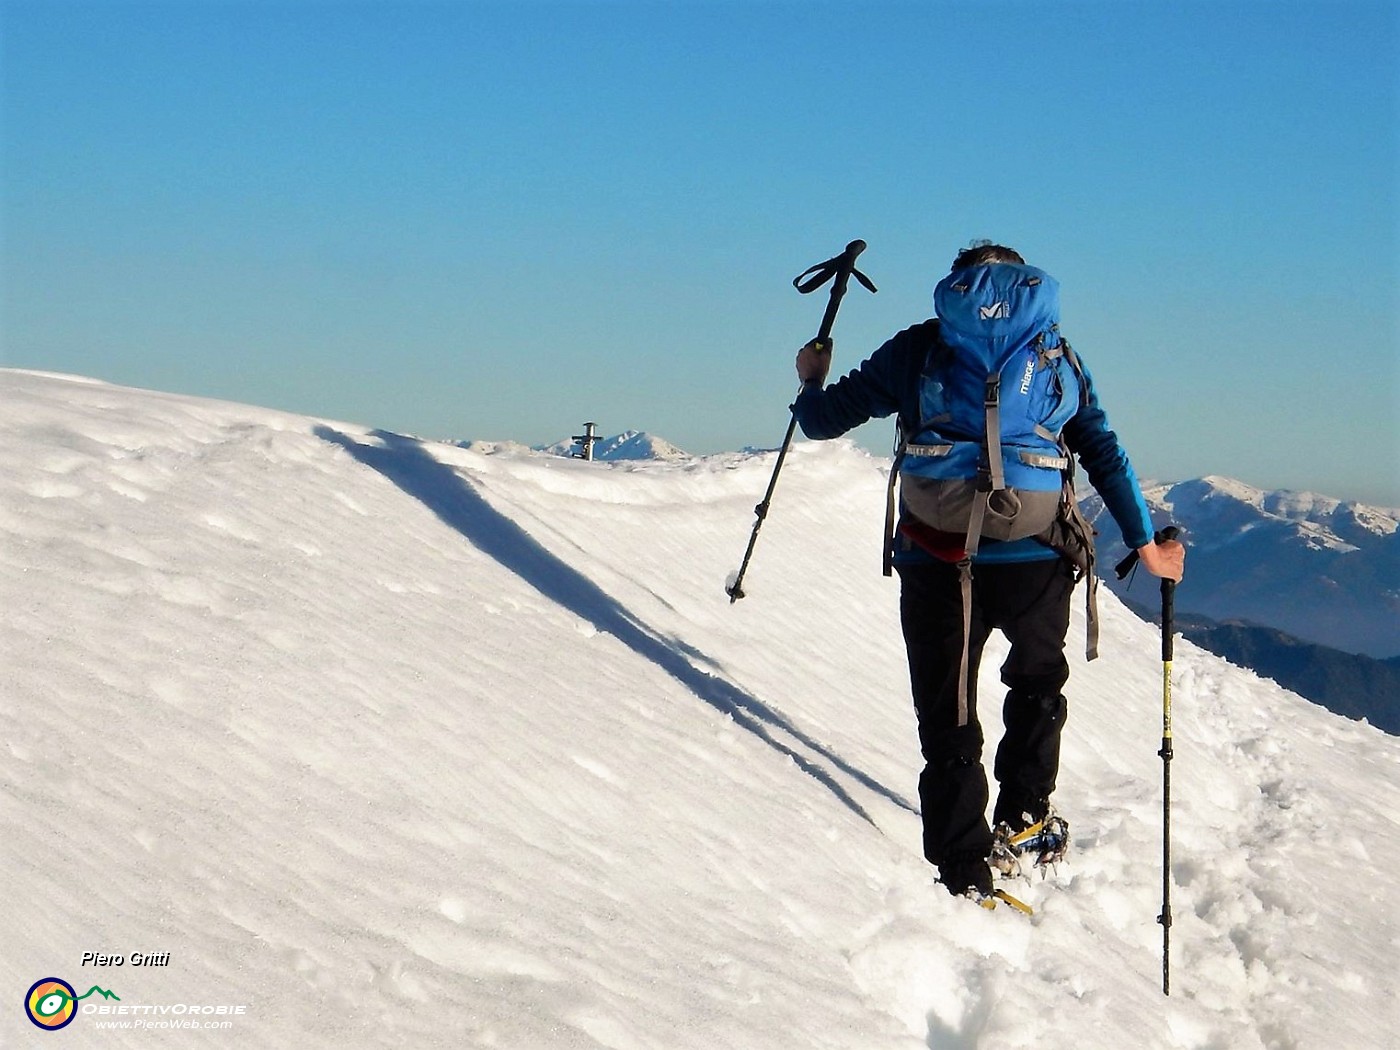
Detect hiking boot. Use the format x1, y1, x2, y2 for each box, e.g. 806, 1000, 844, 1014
992, 795, 1051, 835
939, 856, 994, 899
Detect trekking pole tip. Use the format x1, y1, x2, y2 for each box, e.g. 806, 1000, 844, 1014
724, 571, 746, 602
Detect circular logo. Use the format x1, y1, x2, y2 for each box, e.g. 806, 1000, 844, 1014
25, 978, 78, 1031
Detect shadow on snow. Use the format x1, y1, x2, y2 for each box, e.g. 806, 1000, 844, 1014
315, 426, 916, 827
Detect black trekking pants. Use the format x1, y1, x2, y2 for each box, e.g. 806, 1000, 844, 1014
897, 557, 1074, 870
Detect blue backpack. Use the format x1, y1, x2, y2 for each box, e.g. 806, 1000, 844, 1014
896, 263, 1087, 550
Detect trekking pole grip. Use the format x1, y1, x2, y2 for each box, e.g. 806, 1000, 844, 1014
1112, 524, 1180, 581
794, 239, 877, 347
1158, 525, 1179, 661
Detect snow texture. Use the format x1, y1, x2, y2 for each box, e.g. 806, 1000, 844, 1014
3, 368, 1399, 1049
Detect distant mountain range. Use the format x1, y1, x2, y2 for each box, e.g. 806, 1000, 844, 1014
541, 430, 691, 463
1082, 475, 1399, 735
457, 430, 691, 463
1084, 475, 1400, 659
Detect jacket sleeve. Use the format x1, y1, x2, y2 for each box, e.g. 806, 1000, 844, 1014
1062, 362, 1156, 552
792, 324, 929, 440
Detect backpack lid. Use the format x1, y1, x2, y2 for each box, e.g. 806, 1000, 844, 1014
934, 263, 1060, 367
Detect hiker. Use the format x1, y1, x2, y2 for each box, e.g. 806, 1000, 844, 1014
791, 242, 1185, 901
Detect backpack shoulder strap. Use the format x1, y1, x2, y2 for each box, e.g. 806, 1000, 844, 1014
1060, 339, 1090, 407
1047, 338, 1100, 659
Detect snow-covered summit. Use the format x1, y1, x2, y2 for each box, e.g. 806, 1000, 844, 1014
4, 369, 1399, 1049
1142, 475, 1399, 547
541, 429, 690, 462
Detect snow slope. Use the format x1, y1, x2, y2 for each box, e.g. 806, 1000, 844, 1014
3, 369, 1399, 1049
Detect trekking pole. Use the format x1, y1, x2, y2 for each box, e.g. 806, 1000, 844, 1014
1114, 525, 1181, 995
725, 239, 876, 602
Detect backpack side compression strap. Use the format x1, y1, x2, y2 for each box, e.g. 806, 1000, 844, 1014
883, 436, 905, 578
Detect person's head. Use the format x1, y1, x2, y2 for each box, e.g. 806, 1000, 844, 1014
949, 241, 1025, 272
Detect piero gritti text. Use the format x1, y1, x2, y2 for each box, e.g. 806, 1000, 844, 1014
82, 951, 171, 967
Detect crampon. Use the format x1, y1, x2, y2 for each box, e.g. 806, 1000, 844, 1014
964, 886, 1035, 915
989, 810, 1070, 881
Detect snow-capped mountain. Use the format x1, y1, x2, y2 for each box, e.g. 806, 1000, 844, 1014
1084, 475, 1400, 658
5, 370, 1399, 1049
540, 429, 690, 462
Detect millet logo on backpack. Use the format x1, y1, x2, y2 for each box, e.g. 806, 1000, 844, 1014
978, 301, 1010, 320
1019, 355, 1036, 395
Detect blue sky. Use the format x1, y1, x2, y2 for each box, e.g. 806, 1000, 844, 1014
2, 0, 1397, 505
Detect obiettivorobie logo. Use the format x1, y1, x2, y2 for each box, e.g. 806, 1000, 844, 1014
23, 974, 249, 1033
24, 978, 120, 1031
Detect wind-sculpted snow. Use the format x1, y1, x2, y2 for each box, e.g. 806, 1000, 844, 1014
3, 369, 1398, 1049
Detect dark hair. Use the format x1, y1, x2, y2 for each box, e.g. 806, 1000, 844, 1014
950, 240, 1026, 272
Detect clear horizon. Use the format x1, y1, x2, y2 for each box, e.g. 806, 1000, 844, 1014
2, 0, 1397, 505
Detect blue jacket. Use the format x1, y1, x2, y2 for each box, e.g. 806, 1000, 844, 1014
792, 320, 1155, 564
